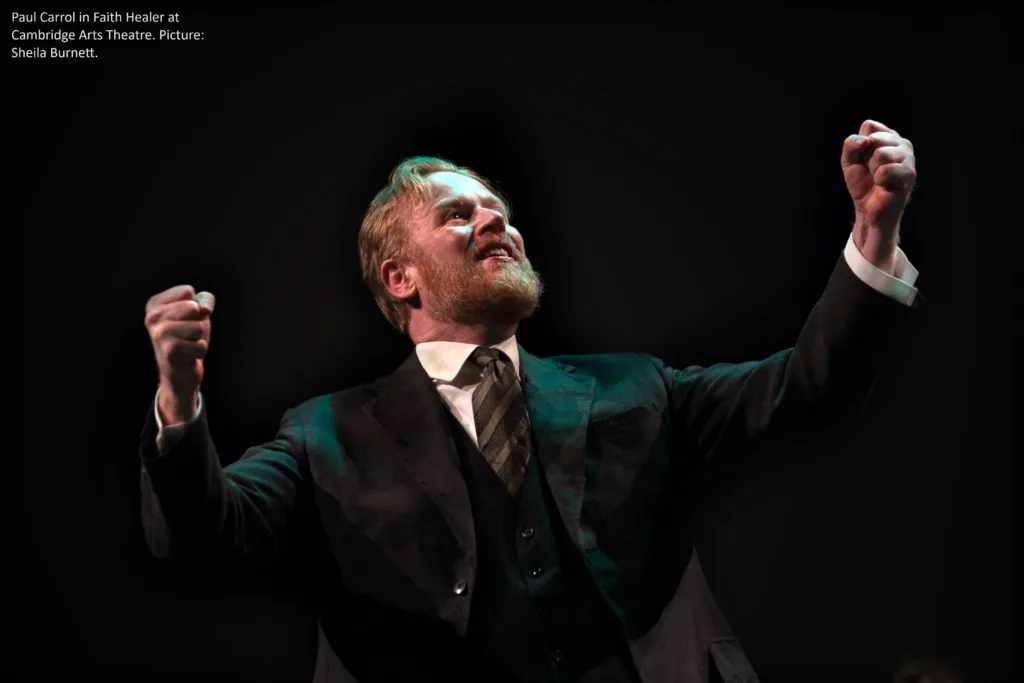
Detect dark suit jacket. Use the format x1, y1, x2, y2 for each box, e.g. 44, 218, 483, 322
139, 256, 915, 683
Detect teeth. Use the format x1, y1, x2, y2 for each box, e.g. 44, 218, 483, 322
482, 248, 508, 258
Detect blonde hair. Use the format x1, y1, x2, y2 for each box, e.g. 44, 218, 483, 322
358, 156, 511, 333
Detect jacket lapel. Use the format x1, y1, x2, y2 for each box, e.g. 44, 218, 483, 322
362, 351, 477, 569
360, 345, 598, 571
519, 346, 597, 550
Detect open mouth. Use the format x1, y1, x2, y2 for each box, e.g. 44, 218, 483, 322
476, 245, 515, 261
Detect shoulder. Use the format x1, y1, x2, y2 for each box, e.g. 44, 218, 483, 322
546, 351, 664, 381
293, 382, 381, 419
285, 371, 390, 427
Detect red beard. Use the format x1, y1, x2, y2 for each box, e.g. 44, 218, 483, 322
411, 248, 545, 326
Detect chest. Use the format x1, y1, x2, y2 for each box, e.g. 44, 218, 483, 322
304, 398, 682, 619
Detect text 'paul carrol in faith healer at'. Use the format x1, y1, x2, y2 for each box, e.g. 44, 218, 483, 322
12, 12, 179, 23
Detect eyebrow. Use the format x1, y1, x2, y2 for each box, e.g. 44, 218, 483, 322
432, 195, 508, 216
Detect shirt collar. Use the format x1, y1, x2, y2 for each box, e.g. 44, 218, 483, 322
415, 335, 520, 383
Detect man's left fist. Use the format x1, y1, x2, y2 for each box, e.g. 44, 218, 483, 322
841, 120, 917, 267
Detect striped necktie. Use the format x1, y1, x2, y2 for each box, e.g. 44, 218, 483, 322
468, 346, 531, 498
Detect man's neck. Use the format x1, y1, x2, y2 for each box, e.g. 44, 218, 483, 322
408, 318, 519, 347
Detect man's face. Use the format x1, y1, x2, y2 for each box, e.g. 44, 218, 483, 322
399, 171, 543, 327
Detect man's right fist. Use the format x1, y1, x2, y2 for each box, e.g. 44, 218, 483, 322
145, 285, 215, 424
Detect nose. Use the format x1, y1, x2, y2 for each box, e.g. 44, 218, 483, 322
474, 207, 507, 238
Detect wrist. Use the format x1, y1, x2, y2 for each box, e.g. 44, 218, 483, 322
852, 217, 899, 274
157, 381, 199, 426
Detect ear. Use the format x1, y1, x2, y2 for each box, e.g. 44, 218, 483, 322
381, 258, 418, 303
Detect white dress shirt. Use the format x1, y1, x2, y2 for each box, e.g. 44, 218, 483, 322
154, 233, 919, 452
414, 334, 521, 448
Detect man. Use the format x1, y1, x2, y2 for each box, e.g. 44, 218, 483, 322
140, 119, 920, 683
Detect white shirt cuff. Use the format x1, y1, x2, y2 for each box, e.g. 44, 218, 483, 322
154, 388, 203, 454
843, 233, 919, 306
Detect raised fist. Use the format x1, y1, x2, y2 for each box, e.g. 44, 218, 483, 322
144, 285, 215, 423
842, 120, 917, 235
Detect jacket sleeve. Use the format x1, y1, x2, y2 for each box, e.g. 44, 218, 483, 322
139, 400, 309, 559
655, 254, 919, 462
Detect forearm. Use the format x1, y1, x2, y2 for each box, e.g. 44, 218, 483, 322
140, 401, 307, 559
666, 254, 916, 459
776, 235, 919, 409
766, 252, 915, 422
141, 403, 242, 558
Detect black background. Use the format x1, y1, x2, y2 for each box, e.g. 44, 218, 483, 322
15, 4, 1011, 682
